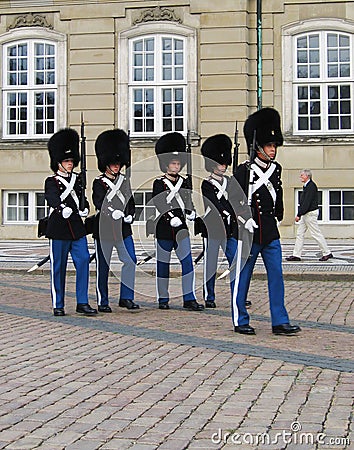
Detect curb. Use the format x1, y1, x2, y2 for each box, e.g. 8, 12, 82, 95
1, 267, 352, 281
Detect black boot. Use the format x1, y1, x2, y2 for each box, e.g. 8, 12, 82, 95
76, 304, 98, 315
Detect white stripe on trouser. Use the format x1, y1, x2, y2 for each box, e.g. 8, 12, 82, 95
231, 240, 243, 326
49, 239, 56, 308
203, 237, 208, 300
94, 239, 102, 305
293, 209, 331, 257
155, 238, 160, 301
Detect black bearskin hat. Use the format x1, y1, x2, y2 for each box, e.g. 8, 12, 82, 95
95, 129, 130, 173
201, 134, 232, 172
155, 132, 187, 172
243, 107, 283, 154
48, 128, 80, 172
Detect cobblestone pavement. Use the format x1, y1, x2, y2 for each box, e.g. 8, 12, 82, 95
0, 244, 353, 450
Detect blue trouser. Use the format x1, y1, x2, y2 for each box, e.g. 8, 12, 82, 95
232, 239, 290, 327
49, 237, 90, 309
156, 236, 196, 303
95, 236, 137, 305
203, 236, 238, 302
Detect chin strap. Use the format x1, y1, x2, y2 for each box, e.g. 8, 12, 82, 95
105, 166, 119, 179
255, 142, 276, 162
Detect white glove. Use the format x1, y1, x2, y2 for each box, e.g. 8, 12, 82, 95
170, 217, 183, 228
112, 209, 125, 220
223, 210, 231, 225
62, 207, 73, 219
124, 215, 133, 224
186, 211, 196, 221
244, 218, 258, 233
79, 208, 89, 217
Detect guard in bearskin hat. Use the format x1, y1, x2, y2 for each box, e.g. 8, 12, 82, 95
92, 129, 139, 312
44, 128, 97, 317
233, 108, 301, 336
152, 132, 203, 311
200, 134, 252, 309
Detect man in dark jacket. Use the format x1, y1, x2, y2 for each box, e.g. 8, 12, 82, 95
233, 108, 301, 335
152, 132, 203, 311
286, 169, 332, 262
92, 129, 139, 312
45, 128, 97, 317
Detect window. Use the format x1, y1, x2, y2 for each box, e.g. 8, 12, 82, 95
294, 31, 352, 134
2, 40, 57, 137
3, 191, 49, 224
1, 27, 67, 139
129, 35, 186, 136
296, 189, 354, 222
282, 19, 354, 136
118, 22, 197, 138
133, 191, 156, 222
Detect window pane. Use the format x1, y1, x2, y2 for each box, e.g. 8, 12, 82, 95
36, 192, 46, 207
145, 39, 154, 51
163, 104, 172, 117
309, 65, 319, 78
330, 191, 340, 204
135, 207, 143, 219
329, 206, 341, 220
163, 119, 172, 131
310, 117, 320, 130
297, 50, 308, 64
297, 66, 308, 78
298, 117, 308, 130
146, 119, 154, 131
343, 207, 354, 220
175, 118, 183, 131
134, 192, 143, 204
7, 208, 17, 221
343, 191, 354, 204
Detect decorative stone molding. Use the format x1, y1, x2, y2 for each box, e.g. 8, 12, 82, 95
133, 6, 182, 25
7, 13, 53, 31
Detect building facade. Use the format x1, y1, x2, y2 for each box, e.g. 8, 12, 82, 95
0, 0, 353, 240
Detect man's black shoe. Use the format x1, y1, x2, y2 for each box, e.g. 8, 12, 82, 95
286, 256, 301, 261
159, 303, 170, 310
234, 325, 256, 335
183, 300, 204, 311
98, 305, 112, 313
119, 299, 140, 310
319, 253, 333, 262
245, 300, 252, 308
272, 323, 301, 335
205, 301, 216, 308
53, 308, 65, 316
76, 304, 98, 315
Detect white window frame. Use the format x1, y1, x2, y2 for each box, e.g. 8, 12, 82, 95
282, 18, 354, 137
118, 22, 197, 138
0, 27, 67, 139
295, 188, 354, 223
133, 190, 156, 223
3, 190, 49, 224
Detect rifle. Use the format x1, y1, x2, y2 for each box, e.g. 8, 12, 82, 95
186, 130, 192, 190
232, 120, 240, 176
80, 113, 87, 211
126, 129, 131, 180
247, 129, 257, 206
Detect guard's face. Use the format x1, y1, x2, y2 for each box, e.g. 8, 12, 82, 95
167, 159, 181, 174
214, 164, 227, 175
261, 143, 277, 160
60, 159, 74, 173
108, 163, 121, 174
